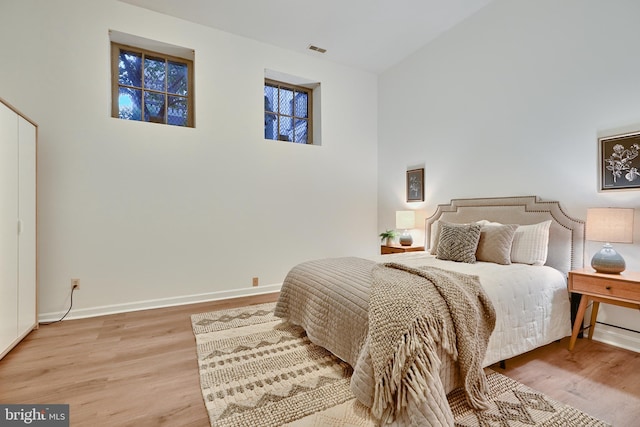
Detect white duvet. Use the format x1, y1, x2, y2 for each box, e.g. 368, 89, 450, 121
369, 251, 572, 366
276, 252, 572, 425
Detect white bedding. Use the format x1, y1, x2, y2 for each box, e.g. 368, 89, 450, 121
277, 196, 581, 425
369, 251, 572, 366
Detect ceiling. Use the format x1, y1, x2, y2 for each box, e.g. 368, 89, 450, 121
118, 0, 493, 74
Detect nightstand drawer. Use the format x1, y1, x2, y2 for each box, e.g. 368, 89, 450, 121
568, 268, 640, 351
380, 245, 425, 255
570, 274, 640, 302
381, 246, 406, 254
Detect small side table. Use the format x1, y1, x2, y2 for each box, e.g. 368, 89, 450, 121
567, 268, 640, 351
381, 244, 425, 255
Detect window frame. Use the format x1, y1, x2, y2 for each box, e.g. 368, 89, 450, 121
264, 78, 313, 145
111, 42, 195, 127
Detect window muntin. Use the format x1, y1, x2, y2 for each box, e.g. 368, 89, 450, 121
111, 43, 194, 127
264, 79, 312, 144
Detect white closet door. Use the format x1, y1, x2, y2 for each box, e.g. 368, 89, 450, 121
0, 102, 19, 352
17, 116, 36, 336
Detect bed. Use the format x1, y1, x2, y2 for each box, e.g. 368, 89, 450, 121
275, 196, 585, 426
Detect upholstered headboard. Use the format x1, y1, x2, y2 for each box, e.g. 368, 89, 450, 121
425, 196, 585, 276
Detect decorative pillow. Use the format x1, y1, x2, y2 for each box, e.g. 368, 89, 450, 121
429, 221, 441, 255
476, 224, 518, 265
436, 222, 482, 263
510, 220, 552, 265
431, 220, 487, 254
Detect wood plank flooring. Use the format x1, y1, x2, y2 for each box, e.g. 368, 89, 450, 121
1, 293, 638, 426
493, 336, 640, 426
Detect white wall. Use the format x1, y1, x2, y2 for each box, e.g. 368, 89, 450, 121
378, 0, 640, 351
0, 0, 378, 319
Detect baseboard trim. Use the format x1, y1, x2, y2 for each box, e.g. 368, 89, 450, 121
42, 286, 639, 354
592, 323, 640, 353
38, 284, 282, 323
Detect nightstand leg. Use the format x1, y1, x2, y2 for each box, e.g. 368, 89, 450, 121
569, 295, 590, 351
588, 301, 600, 340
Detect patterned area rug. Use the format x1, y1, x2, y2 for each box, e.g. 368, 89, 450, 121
192, 302, 610, 427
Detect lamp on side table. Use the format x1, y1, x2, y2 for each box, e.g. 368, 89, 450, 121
395, 210, 415, 246
586, 208, 634, 274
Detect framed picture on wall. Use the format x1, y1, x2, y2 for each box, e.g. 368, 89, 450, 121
599, 131, 640, 191
406, 168, 424, 202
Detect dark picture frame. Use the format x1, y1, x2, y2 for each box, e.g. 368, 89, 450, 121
406, 168, 424, 202
599, 131, 640, 191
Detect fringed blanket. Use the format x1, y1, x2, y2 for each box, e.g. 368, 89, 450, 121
274, 257, 496, 426
369, 263, 496, 425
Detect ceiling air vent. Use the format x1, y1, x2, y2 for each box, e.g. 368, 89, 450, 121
308, 45, 327, 54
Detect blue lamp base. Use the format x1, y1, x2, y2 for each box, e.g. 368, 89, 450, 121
591, 243, 626, 274
399, 230, 413, 246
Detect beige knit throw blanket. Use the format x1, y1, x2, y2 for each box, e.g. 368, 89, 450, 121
369, 263, 496, 423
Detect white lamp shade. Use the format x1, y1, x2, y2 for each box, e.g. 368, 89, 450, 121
585, 208, 634, 243
396, 210, 416, 229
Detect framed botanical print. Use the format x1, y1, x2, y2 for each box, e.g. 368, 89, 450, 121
406, 168, 424, 202
599, 131, 640, 191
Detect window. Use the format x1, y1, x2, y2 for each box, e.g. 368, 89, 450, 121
111, 42, 194, 127
264, 79, 312, 144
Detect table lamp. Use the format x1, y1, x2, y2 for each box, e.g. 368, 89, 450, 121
396, 210, 415, 246
585, 208, 634, 274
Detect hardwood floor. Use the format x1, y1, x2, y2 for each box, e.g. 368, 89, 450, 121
1, 293, 638, 426
490, 336, 640, 426
0, 294, 279, 427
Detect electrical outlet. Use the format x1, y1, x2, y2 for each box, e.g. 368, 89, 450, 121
252, 277, 259, 287
71, 278, 80, 290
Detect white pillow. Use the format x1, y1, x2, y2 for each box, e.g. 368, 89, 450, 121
475, 219, 502, 227
510, 220, 552, 266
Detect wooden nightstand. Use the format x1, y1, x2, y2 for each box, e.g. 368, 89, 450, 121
380, 244, 425, 255
568, 268, 640, 350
